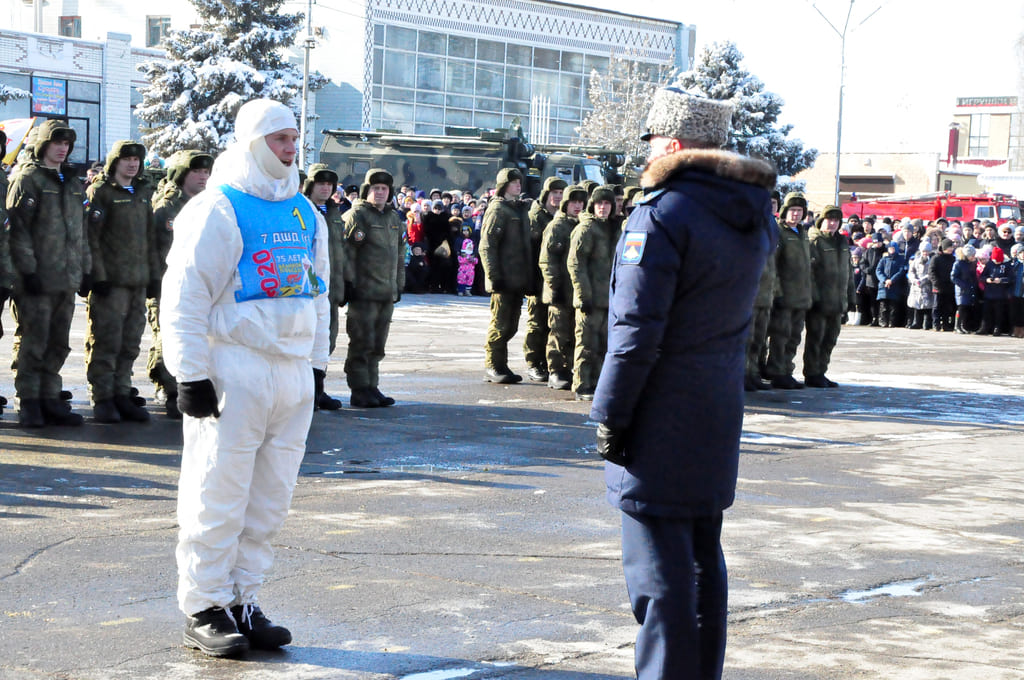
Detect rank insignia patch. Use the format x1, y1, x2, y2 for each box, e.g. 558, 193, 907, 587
621, 232, 647, 264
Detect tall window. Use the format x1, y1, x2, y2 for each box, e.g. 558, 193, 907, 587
59, 16, 81, 38
146, 16, 171, 47
968, 113, 989, 157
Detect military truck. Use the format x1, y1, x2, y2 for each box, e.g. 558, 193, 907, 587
318, 123, 625, 197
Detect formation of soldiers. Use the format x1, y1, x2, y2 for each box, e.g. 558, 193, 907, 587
1, 119, 405, 428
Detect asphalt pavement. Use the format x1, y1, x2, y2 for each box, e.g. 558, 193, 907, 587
1, 295, 1022, 680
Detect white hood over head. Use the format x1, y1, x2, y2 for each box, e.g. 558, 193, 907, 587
210, 98, 300, 201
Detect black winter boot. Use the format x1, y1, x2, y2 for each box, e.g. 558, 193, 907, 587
317, 391, 343, 410
165, 394, 183, 420
184, 606, 249, 657
18, 398, 44, 428
230, 604, 292, 650
372, 387, 396, 407
114, 394, 150, 422
93, 399, 121, 423
350, 387, 381, 408
41, 398, 84, 426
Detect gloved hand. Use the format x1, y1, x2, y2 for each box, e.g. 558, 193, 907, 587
78, 273, 92, 298
92, 280, 113, 297
580, 300, 594, 315
394, 292, 401, 304
341, 281, 354, 306
146, 279, 161, 299
176, 379, 220, 418
312, 368, 325, 411
23, 272, 43, 295
490, 278, 506, 293
596, 423, 629, 466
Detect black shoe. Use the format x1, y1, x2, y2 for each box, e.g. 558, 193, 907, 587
114, 394, 150, 422
350, 387, 381, 408
317, 391, 343, 410
804, 375, 828, 388
128, 386, 146, 407
165, 395, 183, 420
230, 604, 292, 650
575, 389, 594, 401
527, 367, 549, 382
59, 390, 73, 401
372, 387, 395, 407
18, 398, 45, 428
771, 375, 804, 390
93, 399, 121, 423
41, 398, 84, 426
548, 372, 572, 390
484, 367, 522, 384
755, 377, 773, 390
184, 606, 250, 657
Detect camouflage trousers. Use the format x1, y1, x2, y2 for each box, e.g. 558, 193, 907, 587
802, 310, 842, 379
545, 303, 575, 378
344, 299, 393, 389
745, 305, 771, 379
765, 306, 806, 379
85, 285, 147, 401
484, 292, 523, 371
10, 291, 75, 399
329, 294, 345, 356
523, 295, 548, 371
146, 297, 176, 396
573, 307, 607, 393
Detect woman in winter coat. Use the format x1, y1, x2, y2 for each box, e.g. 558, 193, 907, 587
951, 245, 979, 333
859, 233, 885, 325
977, 246, 1012, 335
906, 242, 935, 329
874, 242, 906, 328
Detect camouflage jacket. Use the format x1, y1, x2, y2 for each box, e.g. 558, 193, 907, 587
315, 199, 349, 304
567, 211, 613, 310
538, 212, 578, 306
773, 223, 813, 310
480, 197, 532, 294
527, 200, 554, 297
808, 226, 855, 314
151, 182, 189, 279
86, 174, 158, 287
342, 199, 405, 302
6, 159, 91, 293
0, 171, 13, 289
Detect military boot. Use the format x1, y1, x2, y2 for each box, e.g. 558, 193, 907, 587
18, 398, 45, 428
230, 604, 292, 650
484, 367, 522, 384
350, 387, 381, 408
316, 391, 343, 410
184, 606, 249, 657
548, 372, 572, 390
114, 394, 151, 422
165, 393, 183, 420
41, 398, 84, 426
93, 399, 121, 424
372, 387, 396, 407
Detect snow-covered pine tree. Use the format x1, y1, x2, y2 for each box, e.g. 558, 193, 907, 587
673, 41, 817, 178
136, 0, 323, 156
0, 83, 31, 105
576, 53, 676, 166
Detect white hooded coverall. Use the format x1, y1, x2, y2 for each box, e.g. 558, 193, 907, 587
160, 100, 331, 616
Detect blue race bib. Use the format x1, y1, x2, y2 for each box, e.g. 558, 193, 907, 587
220, 185, 325, 302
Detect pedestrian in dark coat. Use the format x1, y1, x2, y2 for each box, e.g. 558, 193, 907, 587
928, 238, 956, 331
875, 243, 906, 327
591, 87, 776, 680
951, 245, 979, 333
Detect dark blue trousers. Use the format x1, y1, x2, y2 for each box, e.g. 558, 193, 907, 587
622, 511, 727, 680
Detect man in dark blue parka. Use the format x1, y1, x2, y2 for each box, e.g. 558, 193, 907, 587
591, 87, 777, 680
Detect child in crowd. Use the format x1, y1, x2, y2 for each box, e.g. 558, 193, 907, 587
952, 245, 979, 334
907, 241, 934, 329
405, 244, 430, 294
456, 239, 478, 296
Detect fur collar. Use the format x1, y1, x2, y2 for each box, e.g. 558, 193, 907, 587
640, 148, 777, 191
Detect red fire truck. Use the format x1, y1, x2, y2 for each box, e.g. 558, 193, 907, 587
841, 192, 1020, 226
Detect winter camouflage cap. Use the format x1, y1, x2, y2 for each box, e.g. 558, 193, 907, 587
495, 167, 524, 197
641, 87, 733, 148
165, 150, 214, 187
303, 162, 339, 196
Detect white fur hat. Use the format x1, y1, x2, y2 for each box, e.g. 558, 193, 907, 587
233, 99, 298, 146
641, 87, 734, 148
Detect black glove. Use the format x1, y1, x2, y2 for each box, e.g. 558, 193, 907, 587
394, 292, 401, 304
580, 300, 594, 315
0, 286, 10, 306
92, 280, 113, 297
490, 278, 506, 293
176, 379, 220, 418
341, 281, 354, 306
146, 279, 161, 299
78, 273, 92, 298
23, 272, 43, 295
596, 423, 629, 466
312, 368, 325, 411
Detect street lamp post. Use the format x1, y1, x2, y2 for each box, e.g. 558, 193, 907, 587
299, 0, 315, 169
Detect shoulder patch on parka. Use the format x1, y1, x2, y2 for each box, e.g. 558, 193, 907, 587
620, 231, 648, 265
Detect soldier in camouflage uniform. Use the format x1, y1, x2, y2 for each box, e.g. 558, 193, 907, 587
0, 129, 11, 416
479, 167, 532, 383
744, 195, 779, 392
803, 205, 855, 388
85, 140, 160, 423
6, 119, 91, 427
342, 168, 405, 408
764, 191, 812, 389
148, 150, 213, 419
567, 185, 616, 401
524, 176, 566, 382
303, 163, 348, 410
538, 184, 587, 390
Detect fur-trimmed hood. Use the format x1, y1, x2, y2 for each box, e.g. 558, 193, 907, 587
639, 148, 776, 234
641, 148, 776, 191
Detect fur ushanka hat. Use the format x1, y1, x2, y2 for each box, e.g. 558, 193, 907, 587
641, 87, 733, 148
